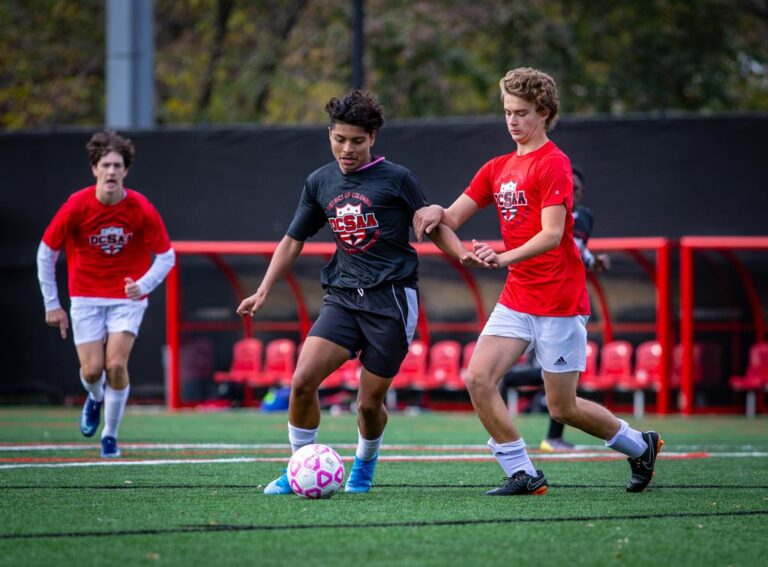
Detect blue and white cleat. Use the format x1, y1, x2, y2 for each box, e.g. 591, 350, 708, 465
100, 436, 121, 458
344, 455, 378, 493
80, 396, 102, 438
263, 471, 292, 495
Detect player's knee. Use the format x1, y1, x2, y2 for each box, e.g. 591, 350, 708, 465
290, 372, 318, 398
105, 362, 127, 384
463, 368, 494, 394
80, 365, 104, 383
547, 400, 577, 424
355, 397, 383, 419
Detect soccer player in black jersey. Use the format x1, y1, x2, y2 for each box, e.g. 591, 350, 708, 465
237, 90, 486, 494
540, 165, 612, 452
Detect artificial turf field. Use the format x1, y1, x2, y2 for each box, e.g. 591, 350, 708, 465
0, 408, 766, 566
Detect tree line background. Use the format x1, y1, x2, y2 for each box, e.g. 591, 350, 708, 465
1, 0, 767, 130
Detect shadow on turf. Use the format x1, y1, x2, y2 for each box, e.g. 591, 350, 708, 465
1, 510, 767, 540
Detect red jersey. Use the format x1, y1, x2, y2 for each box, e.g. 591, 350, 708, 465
464, 141, 590, 316
42, 186, 172, 299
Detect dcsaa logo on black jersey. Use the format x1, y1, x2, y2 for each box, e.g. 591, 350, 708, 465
496, 180, 527, 222
90, 226, 133, 255
329, 201, 380, 248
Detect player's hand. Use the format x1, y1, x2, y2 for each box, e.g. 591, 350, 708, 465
237, 289, 268, 317
472, 239, 502, 268
413, 205, 444, 242
595, 254, 611, 272
124, 277, 143, 300
459, 251, 493, 269
45, 308, 69, 339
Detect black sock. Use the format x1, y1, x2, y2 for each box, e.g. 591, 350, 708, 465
547, 418, 565, 439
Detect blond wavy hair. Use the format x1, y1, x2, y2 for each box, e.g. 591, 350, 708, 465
499, 67, 560, 131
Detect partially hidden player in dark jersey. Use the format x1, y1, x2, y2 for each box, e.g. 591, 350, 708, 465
540, 165, 611, 452
237, 90, 487, 495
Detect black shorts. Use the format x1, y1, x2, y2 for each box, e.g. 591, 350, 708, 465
308, 284, 419, 378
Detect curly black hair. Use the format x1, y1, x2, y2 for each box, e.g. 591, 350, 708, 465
325, 90, 384, 134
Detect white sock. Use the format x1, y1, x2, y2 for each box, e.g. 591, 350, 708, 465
101, 384, 130, 439
488, 437, 537, 477
288, 423, 318, 453
80, 369, 105, 402
355, 430, 383, 461
605, 419, 647, 458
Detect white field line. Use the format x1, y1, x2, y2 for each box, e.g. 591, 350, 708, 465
1, 451, 767, 470
2, 442, 768, 452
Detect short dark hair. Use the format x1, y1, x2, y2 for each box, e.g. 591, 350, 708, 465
86, 130, 135, 169
325, 90, 384, 134
572, 166, 585, 185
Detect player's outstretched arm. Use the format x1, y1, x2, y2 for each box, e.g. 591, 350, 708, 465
237, 235, 304, 318
413, 195, 479, 242
427, 224, 490, 268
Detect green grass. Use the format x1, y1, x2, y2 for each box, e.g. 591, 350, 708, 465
0, 408, 767, 566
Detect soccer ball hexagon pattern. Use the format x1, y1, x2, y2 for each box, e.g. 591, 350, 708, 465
287, 443, 345, 498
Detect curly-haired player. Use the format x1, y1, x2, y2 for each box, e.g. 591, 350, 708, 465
37, 130, 175, 458
238, 90, 486, 494
414, 68, 663, 495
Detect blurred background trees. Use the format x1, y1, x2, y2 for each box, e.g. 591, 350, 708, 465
1, 0, 766, 130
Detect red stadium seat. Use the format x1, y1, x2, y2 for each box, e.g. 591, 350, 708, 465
600, 340, 634, 385
323, 357, 361, 390
617, 340, 663, 418
578, 340, 612, 392
261, 338, 297, 388
414, 340, 463, 390
391, 340, 427, 390
671, 343, 697, 390
214, 338, 264, 386
729, 342, 768, 417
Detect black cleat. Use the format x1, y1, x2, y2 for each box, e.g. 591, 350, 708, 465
485, 469, 548, 496
626, 431, 664, 493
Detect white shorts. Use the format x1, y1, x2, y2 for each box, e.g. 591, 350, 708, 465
70, 299, 149, 346
481, 304, 589, 373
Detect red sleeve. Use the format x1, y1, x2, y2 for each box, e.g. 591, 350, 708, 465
141, 199, 172, 253
463, 158, 497, 208
539, 154, 573, 210
41, 199, 75, 250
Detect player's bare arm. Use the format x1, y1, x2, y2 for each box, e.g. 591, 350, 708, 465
475, 204, 566, 268
413, 195, 479, 242
237, 235, 304, 317
426, 223, 490, 268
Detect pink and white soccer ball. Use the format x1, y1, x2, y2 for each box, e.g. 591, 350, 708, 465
287, 444, 345, 499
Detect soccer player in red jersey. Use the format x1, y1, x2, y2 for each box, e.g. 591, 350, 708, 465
37, 130, 175, 458
414, 68, 662, 495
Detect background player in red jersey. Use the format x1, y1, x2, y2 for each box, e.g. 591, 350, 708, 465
36, 130, 175, 458
414, 67, 662, 495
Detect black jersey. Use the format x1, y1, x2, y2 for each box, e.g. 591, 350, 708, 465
286, 157, 428, 289
572, 205, 594, 243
